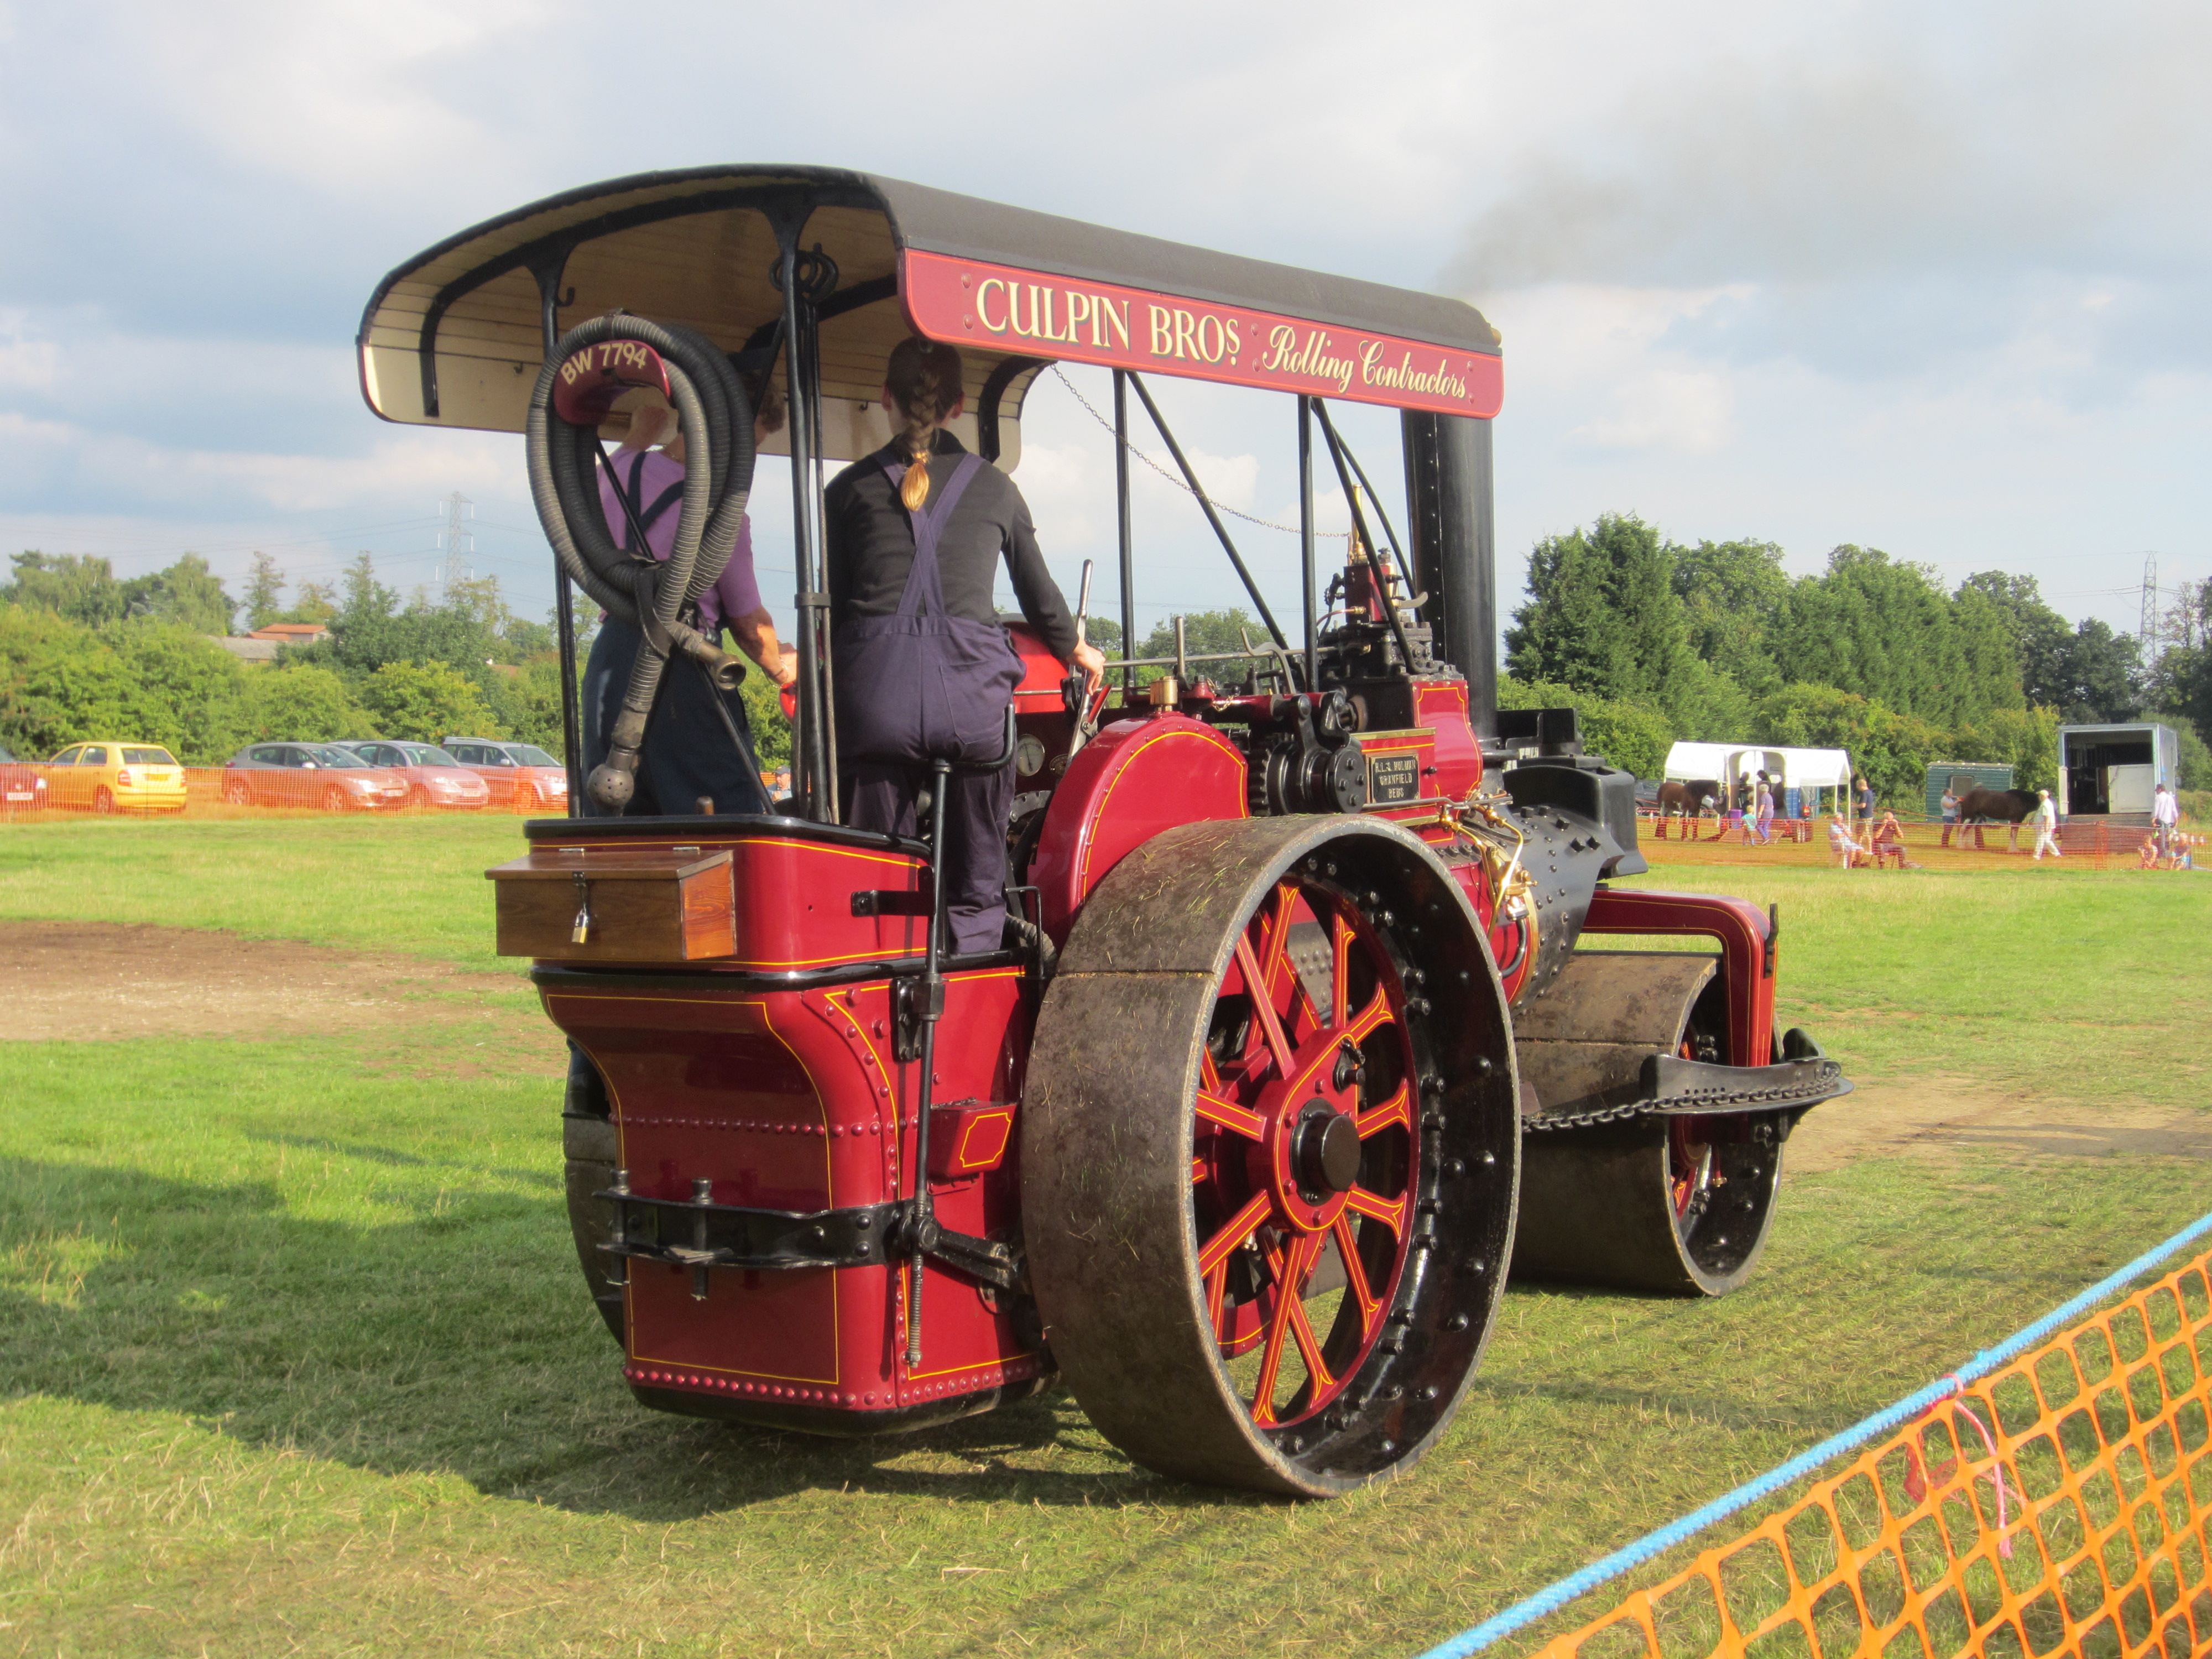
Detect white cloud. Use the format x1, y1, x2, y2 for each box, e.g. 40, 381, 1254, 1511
0, 0, 2206, 643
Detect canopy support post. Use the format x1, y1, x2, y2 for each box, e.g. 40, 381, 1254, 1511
1114, 371, 1136, 698
771, 205, 835, 825
1125, 372, 1295, 675
530, 250, 584, 811
1298, 395, 1318, 692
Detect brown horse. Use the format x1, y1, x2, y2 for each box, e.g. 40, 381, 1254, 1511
1654, 778, 1722, 839
1954, 786, 2038, 850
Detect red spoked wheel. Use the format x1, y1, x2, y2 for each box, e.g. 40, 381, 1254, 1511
1667, 1113, 1717, 1223
1193, 877, 1416, 1431
1025, 815, 1519, 1496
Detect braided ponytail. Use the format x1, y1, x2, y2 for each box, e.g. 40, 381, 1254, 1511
885, 337, 965, 512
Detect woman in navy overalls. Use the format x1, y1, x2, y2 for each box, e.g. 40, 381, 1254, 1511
826, 338, 1105, 955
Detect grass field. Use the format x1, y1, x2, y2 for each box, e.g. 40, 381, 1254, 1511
1, 816, 2206, 1657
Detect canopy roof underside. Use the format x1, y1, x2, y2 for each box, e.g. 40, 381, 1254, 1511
358, 165, 1501, 466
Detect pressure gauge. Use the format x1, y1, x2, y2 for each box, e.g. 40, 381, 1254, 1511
1015, 734, 1047, 778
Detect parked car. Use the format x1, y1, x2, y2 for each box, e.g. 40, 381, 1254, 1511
44, 740, 187, 813
221, 743, 410, 811
330, 740, 492, 810
0, 744, 49, 813
439, 738, 569, 812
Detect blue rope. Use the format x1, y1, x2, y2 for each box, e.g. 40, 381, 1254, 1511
1414, 1206, 2212, 1659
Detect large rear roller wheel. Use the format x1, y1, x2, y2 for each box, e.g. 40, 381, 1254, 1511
1024, 816, 1519, 1497
1510, 952, 1786, 1296
561, 1043, 625, 1342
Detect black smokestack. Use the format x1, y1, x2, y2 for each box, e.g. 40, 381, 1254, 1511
1401, 412, 1495, 736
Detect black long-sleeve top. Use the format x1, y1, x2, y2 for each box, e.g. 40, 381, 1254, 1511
824, 430, 1079, 661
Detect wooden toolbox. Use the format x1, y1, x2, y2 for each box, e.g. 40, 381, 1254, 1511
486, 844, 736, 962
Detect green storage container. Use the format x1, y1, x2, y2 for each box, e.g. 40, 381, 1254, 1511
1924, 762, 2013, 821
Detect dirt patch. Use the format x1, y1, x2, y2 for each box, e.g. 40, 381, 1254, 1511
1788, 1072, 2212, 1172
0, 920, 546, 1045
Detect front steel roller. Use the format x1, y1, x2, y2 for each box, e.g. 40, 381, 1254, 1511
1023, 816, 1520, 1497
1510, 952, 1786, 1296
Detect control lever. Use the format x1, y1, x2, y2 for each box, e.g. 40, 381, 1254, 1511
1062, 559, 1102, 763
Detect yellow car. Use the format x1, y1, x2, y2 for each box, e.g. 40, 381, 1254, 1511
46, 740, 188, 814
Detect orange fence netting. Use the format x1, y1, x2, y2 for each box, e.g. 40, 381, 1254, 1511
1637, 815, 2204, 875
1532, 1252, 2212, 1659
0, 767, 556, 817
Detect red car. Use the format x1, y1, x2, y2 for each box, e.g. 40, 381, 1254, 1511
221, 743, 411, 811
439, 738, 569, 812
0, 744, 48, 814
332, 741, 493, 810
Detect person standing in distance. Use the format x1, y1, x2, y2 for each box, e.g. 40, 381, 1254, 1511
2032, 787, 2064, 860
826, 338, 1105, 955
2153, 781, 2179, 859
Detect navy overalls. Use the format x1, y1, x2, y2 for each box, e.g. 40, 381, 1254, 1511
835, 452, 1025, 955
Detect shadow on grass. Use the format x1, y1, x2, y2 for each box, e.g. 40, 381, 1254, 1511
0, 1157, 1254, 1520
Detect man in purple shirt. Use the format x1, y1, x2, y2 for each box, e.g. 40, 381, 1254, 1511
579, 391, 795, 816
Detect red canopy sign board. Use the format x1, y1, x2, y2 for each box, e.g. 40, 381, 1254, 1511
901, 250, 1503, 421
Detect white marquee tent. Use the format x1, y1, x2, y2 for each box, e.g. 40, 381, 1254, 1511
1662, 743, 1854, 797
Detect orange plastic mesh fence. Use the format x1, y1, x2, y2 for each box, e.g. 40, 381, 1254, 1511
1634, 813, 2207, 875
1532, 1254, 2212, 1659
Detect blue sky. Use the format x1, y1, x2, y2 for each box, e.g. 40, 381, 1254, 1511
1, 0, 2204, 646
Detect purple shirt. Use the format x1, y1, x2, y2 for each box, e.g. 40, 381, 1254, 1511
598, 449, 763, 632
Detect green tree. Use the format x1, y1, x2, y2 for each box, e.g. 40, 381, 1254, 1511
1948, 706, 2061, 795
2042, 619, 2141, 723
486, 661, 565, 752
284, 581, 340, 626
444, 573, 514, 644
340, 552, 398, 625
1959, 571, 2072, 708
4, 552, 127, 626
1505, 514, 1697, 719
236, 665, 373, 744
1751, 681, 1954, 806
244, 553, 286, 632
1770, 546, 2015, 727
0, 604, 142, 754
126, 554, 237, 637
1672, 538, 1787, 693
107, 622, 254, 761
503, 617, 556, 659
738, 666, 792, 771
357, 660, 499, 743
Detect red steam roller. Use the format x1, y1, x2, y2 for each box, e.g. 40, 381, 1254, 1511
357, 167, 1849, 1496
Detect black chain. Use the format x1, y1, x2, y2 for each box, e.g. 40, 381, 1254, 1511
1525, 1060, 1848, 1133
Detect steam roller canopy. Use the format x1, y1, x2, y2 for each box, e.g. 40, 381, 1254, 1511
1509, 952, 1790, 1297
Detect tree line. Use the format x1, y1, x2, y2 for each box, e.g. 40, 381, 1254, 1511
0, 549, 792, 769
1502, 514, 2208, 802
6, 521, 2200, 804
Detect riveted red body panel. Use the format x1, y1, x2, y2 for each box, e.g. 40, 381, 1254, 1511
545, 962, 1046, 1418
1030, 713, 1249, 941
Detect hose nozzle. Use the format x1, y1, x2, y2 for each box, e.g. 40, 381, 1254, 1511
587, 752, 640, 812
